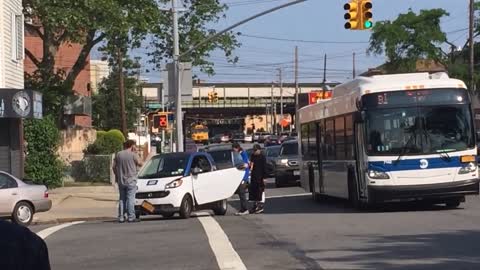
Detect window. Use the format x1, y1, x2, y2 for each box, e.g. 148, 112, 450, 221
345, 114, 354, 159
318, 120, 325, 160
325, 119, 335, 160
301, 124, 309, 155
335, 116, 346, 160
0, 173, 17, 189
192, 156, 212, 173
11, 14, 24, 61
308, 122, 317, 159
210, 150, 234, 170
138, 155, 188, 178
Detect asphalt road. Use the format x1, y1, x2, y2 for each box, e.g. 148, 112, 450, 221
31, 179, 480, 270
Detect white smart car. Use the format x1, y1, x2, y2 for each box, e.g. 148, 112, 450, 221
135, 152, 244, 219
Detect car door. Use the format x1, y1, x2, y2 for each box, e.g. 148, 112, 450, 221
0, 173, 19, 215
191, 155, 243, 205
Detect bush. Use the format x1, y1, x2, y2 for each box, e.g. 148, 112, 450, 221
24, 116, 64, 188
84, 129, 124, 155
106, 129, 125, 143
96, 130, 107, 139
71, 156, 112, 183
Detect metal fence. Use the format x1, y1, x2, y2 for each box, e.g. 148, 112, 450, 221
65, 154, 114, 184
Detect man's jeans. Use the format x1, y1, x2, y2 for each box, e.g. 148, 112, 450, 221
236, 182, 248, 212
118, 181, 137, 221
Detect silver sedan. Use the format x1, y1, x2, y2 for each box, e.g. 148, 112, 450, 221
0, 171, 52, 226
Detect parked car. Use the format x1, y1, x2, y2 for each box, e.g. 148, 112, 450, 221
244, 134, 253, 143
210, 134, 223, 144
258, 133, 271, 143
281, 136, 297, 143
265, 145, 281, 177
232, 132, 245, 143
0, 171, 52, 226
264, 135, 280, 147
221, 133, 231, 143
203, 145, 235, 170
274, 141, 300, 187
135, 152, 244, 219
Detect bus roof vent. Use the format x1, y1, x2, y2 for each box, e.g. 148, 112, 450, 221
429, 72, 450, 80
370, 72, 430, 81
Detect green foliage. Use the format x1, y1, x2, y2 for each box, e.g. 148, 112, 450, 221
149, 0, 240, 75
71, 156, 112, 183
24, 116, 64, 188
107, 129, 125, 142
97, 130, 107, 139
85, 134, 123, 155
92, 69, 142, 131
368, 9, 449, 73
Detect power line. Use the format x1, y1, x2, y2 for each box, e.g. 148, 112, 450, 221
241, 34, 369, 44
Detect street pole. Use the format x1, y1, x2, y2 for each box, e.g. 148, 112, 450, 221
353, 52, 356, 78
279, 68, 284, 133
172, 0, 183, 152
469, 0, 475, 91
271, 83, 274, 134
294, 46, 299, 132
118, 47, 127, 137
322, 53, 327, 100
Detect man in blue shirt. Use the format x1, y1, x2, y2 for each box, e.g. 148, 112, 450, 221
232, 143, 250, 215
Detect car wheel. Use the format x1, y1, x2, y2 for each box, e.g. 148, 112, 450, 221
12, 202, 34, 226
446, 198, 462, 209
162, 213, 175, 218
179, 195, 193, 219
275, 176, 284, 188
213, 199, 228, 216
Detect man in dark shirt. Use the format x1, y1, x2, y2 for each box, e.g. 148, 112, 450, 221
0, 220, 51, 270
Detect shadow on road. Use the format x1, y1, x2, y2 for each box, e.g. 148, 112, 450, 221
306, 230, 480, 270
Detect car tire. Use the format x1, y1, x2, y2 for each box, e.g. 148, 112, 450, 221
213, 199, 228, 216
179, 195, 193, 219
275, 176, 284, 188
446, 198, 462, 209
162, 213, 175, 218
12, 201, 34, 226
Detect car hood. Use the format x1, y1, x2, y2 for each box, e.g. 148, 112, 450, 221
136, 176, 184, 192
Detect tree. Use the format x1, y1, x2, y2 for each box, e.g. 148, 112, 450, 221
92, 58, 142, 131
149, 0, 240, 75
368, 9, 449, 73
23, 0, 240, 119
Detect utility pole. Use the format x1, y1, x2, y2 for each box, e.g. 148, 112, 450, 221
353, 52, 356, 78
172, 0, 183, 152
271, 83, 275, 134
294, 46, 299, 132
469, 0, 475, 91
278, 68, 284, 133
322, 53, 327, 101
118, 47, 127, 137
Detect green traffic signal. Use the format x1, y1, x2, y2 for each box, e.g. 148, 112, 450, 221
364, 21, 372, 29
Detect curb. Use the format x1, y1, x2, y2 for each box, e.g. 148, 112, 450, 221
32, 216, 115, 226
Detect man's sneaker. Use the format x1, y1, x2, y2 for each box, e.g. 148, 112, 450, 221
127, 219, 141, 223
254, 207, 264, 214
235, 210, 249, 216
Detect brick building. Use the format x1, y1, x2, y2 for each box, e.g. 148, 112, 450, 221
24, 28, 92, 127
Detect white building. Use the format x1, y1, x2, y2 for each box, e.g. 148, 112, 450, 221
90, 60, 110, 94
0, 0, 24, 89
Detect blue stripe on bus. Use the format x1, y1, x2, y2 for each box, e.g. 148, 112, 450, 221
368, 157, 463, 172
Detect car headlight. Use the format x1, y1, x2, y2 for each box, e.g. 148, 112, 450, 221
277, 159, 288, 165
458, 162, 477, 174
165, 178, 183, 189
368, 170, 390, 179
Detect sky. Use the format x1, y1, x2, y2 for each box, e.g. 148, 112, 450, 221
107, 0, 472, 84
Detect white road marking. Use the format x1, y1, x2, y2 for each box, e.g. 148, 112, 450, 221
36, 221, 85, 240
229, 192, 310, 201
198, 216, 248, 270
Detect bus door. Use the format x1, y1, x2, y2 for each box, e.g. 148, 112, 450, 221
354, 122, 368, 199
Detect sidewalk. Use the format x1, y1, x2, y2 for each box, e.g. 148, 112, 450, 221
33, 186, 119, 225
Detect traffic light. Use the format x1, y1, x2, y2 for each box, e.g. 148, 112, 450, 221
208, 91, 219, 103
158, 113, 168, 128
208, 92, 213, 103
344, 0, 360, 30
212, 92, 218, 103
361, 0, 373, 29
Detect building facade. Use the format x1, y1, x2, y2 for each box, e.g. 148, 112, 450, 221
0, 0, 42, 178
89, 60, 110, 94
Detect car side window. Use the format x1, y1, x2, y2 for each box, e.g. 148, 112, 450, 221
192, 156, 212, 173
0, 173, 17, 189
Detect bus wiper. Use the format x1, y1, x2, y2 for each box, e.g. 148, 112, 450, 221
394, 133, 416, 164
437, 149, 452, 162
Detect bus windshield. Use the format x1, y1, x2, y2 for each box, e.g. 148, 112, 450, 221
365, 104, 474, 155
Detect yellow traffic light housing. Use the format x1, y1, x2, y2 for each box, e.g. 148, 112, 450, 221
208, 92, 213, 103
344, 0, 360, 30
361, 0, 373, 30
213, 92, 218, 103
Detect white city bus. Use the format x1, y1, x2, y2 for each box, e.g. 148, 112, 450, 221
298, 72, 479, 208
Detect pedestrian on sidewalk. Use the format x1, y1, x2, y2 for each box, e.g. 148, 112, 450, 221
113, 139, 143, 223
0, 220, 51, 270
232, 143, 250, 216
249, 144, 267, 214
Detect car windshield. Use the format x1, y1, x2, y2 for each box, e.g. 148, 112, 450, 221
138, 155, 189, 179
208, 150, 233, 169
281, 143, 298, 155
366, 105, 474, 155
266, 146, 281, 157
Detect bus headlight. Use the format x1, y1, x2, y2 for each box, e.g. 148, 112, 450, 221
368, 170, 390, 179
458, 162, 477, 174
